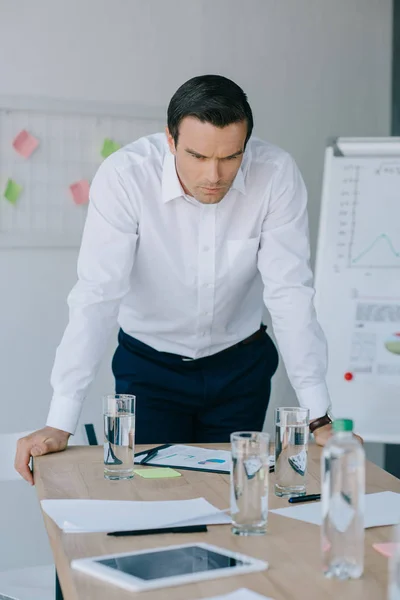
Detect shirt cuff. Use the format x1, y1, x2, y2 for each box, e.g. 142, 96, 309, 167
294, 382, 331, 421
46, 396, 83, 434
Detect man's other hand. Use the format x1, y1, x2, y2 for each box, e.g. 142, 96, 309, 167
313, 423, 363, 447
15, 426, 71, 485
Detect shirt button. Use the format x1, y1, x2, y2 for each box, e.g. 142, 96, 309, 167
203, 245, 210, 252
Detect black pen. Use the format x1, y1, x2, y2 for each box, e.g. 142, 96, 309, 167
288, 493, 321, 504
139, 447, 159, 465
107, 525, 208, 537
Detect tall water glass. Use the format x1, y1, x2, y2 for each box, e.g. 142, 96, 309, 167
103, 394, 136, 480
275, 407, 309, 497
230, 431, 270, 536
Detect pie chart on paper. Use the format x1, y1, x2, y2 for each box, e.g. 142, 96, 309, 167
384, 333, 400, 355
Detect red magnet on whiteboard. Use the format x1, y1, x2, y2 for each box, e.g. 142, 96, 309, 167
344, 372, 353, 381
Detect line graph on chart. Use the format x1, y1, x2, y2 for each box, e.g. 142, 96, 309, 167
335, 162, 400, 270
352, 233, 400, 266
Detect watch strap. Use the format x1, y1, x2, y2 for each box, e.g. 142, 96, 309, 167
309, 413, 333, 434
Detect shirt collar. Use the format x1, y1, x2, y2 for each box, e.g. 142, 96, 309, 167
162, 152, 185, 203
161, 150, 247, 204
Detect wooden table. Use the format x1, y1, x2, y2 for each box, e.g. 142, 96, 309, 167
34, 444, 400, 600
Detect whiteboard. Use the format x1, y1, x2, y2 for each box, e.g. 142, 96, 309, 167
0, 96, 165, 247
315, 137, 400, 443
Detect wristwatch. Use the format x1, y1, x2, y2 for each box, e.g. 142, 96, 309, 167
309, 408, 334, 434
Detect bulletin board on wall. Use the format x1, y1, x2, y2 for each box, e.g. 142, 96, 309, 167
0, 96, 165, 248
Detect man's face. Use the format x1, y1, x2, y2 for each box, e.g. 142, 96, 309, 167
166, 117, 247, 205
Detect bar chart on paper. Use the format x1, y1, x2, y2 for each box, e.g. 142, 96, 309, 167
315, 139, 400, 442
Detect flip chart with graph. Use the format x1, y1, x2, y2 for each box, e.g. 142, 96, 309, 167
315, 138, 400, 442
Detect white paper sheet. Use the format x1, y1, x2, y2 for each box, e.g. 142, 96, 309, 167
199, 589, 274, 600
41, 497, 231, 533
135, 444, 274, 472
270, 491, 400, 528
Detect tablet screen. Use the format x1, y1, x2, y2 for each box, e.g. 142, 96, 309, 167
96, 545, 249, 581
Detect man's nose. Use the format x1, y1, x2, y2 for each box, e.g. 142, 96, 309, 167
205, 160, 221, 184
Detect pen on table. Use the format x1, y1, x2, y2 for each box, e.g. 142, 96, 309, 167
288, 493, 321, 504
139, 447, 160, 465
107, 525, 208, 537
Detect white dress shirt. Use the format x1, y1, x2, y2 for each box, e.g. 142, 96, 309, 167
47, 133, 330, 434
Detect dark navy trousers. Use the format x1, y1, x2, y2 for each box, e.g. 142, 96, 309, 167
112, 327, 279, 444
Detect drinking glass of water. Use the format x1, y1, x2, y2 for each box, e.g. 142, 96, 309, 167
103, 394, 136, 480
274, 407, 309, 497
230, 431, 270, 536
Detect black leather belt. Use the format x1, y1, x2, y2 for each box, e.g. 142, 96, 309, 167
231, 324, 267, 349
181, 325, 266, 361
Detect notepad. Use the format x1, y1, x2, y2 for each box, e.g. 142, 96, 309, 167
270, 491, 400, 529
200, 589, 274, 600
41, 497, 231, 533
373, 542, 399, 558
133, 467, 181, 479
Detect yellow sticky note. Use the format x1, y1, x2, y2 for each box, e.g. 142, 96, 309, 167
134, 468, 181, 479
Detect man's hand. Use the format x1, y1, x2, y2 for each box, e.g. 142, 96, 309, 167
15, 426, 71, 485
312, 423, 364, 447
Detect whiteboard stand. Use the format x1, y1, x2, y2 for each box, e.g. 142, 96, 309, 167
315, 137, 400, 444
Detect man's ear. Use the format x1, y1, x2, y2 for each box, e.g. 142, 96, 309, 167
165, 127, 176, 155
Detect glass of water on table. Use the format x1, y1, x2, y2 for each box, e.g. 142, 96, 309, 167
230, 431, 270, 536
103, 394, 136, 480
274, 407, 309, 497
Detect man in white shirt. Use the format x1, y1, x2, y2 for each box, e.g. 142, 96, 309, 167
16, 74, 338, 484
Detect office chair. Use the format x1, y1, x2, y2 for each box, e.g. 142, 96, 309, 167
0, 425, 97, 600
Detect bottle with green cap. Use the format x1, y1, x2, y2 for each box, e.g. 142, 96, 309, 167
321, 417, 365, 580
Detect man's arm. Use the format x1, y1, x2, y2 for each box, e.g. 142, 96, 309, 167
257, 153, 331, 424
47, 162, 139, 432
15, 160, 139, 482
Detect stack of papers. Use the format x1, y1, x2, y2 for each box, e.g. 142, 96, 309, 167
135, 444, 274, 473
198, 589, 274, 600
270, 491, 400, 528
41, 497, 231, 533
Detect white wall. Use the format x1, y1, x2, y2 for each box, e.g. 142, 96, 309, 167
0, 0, 392, 570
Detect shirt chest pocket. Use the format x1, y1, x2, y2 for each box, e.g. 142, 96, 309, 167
226, 237, 260, 282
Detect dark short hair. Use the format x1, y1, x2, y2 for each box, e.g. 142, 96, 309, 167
167, 74, 253, 147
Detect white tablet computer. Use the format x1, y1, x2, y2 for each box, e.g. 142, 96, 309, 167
71, 542, 268, 593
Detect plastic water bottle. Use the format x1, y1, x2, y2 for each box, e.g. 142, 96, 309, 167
388, 525, 400, 600
321, 418, 365, 579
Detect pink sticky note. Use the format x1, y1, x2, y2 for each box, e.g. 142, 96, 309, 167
12, 129, 39, 158
69, 180, 90, 205
373, 543, 399, 558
